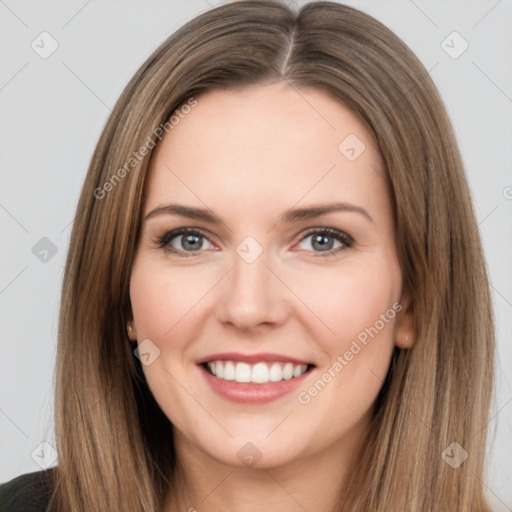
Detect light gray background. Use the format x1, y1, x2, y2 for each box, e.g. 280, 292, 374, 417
1, 0, 511, 509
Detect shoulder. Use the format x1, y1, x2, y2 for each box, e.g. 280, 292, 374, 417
0, 466, 57, 512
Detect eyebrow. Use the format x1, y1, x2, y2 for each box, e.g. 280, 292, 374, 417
144, 202, 373, 224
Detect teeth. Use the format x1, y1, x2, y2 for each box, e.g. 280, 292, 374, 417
293, 364, 304, 378
252, 362, 269, 383
269, 362, 282, 382
215, 361, 223, 379
205, 360, 309, 384
235, 362, 251, 383
283, 362, 294, 380
224, 361, 235, 381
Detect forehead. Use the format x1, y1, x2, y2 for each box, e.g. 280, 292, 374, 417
144, 82, 387, 218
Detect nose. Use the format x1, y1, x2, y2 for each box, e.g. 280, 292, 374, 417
214, 248, 289, 331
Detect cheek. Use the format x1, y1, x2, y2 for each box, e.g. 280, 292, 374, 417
130, 260, 212, 339
290, 256, 401, 421
288, 259, 400, 351
289, 263, 400, 442
128, 260, 210, 423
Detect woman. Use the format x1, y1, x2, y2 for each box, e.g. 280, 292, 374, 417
0, 0, 495, 510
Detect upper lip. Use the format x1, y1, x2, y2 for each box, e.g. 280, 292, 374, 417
196, 352, 315, 366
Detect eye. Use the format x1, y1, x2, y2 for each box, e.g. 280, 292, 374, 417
295, 227, 353, 256
156, 228, 215, 256
154, 226, 353, 258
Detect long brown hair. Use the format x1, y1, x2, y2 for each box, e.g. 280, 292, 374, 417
50, 1, 495, 510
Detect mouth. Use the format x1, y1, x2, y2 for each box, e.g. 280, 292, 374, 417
202, 360, 315, 384
196, 353, 316, 403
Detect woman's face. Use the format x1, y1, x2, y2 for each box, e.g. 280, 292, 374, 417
129, 82, 412, 469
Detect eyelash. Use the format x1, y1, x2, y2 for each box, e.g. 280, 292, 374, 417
154, 227, 354, 258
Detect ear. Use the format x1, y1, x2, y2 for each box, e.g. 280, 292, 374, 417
126, 318, 138, 341
394, 287, 415, 349
125, 303, 138, 340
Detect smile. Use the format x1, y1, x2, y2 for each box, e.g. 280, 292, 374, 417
204, 360, 312, 384
197, 353, 316, 404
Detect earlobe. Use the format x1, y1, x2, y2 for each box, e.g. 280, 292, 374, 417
396, 331, 414, 349
394, 289, 415, 349
126, 322, 137, 341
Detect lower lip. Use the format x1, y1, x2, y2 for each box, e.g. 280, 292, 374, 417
199, 364, 314, 404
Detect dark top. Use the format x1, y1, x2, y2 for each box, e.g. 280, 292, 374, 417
0, 467, 56, 511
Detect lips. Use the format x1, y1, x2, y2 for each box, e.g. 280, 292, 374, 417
196, 352, 316, 403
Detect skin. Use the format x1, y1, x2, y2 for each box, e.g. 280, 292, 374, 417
128, 81, 414, 512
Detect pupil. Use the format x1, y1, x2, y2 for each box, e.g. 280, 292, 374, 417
313, 234, 332, 251
183, 234, 201, 250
